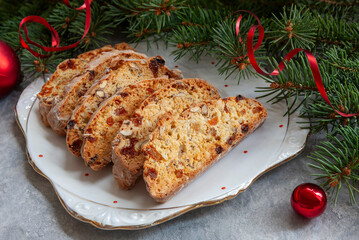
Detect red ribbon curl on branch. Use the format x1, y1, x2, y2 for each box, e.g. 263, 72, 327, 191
231, 10, 357, 118
19, 0, 92, 59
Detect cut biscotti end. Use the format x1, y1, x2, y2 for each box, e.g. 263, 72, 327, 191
47, 71, 96, 136
38, 44, 123, 102
37, 43, 135, 127
48, 51, 148, 136
80, 77, 173, 170
142, 96, 267, 203
112, 79, 221, 190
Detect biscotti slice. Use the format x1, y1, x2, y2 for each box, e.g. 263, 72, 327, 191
71, 56, 183, 160
37, 43, 133, 126
111, 79, 220, 190
80, 78, 173, 172
143, 96, 267, 202
47, 51, 147, 135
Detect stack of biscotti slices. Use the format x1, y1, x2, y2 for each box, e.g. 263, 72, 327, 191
47, 49, 149, 135
38, 43, 267, 203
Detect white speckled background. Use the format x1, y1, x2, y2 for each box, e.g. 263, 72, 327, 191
1, 41, 359, 238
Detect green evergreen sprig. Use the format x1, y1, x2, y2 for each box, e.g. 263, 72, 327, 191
170, 7, 224, 62
256, 55, 319, 115
212, 16, 266, 81
265, 5, 316, 52
313, 13, 359, 52
308, 126, 359, 205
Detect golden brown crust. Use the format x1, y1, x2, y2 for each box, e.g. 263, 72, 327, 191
114, 43, 135, 51
112, 79, 220, 190
142, 96, 267, 202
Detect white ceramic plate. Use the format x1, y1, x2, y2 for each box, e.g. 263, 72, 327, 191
16, 43, 309, 229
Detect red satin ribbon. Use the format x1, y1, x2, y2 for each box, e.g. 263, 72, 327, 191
234, 10, 357, 118
19, 0, 92, 58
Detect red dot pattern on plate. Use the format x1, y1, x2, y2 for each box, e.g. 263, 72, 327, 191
85, 173, 89, 176
39, 155, 43, 157
211, 62, 215, 64
221, 187, 226, 190
175, 65, 178, 68
113, 201, 118, 203
244, 151, 248, 154
279, 125, 284, 128
224, 85, 228, 87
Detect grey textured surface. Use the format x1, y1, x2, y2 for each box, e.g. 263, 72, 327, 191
1, 89, 359, 240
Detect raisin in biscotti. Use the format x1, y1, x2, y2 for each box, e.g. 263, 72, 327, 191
143, 96, 267, 203
111, 79, 220, 190
47, 51, 147, 135
68, 56, 183, 159
37, 43, 133, 126
80, 78, 173, 171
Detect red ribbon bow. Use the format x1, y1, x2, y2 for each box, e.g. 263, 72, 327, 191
233, 10, 357, 118
19, 0, 92, 59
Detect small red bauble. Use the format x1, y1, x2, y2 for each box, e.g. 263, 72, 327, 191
291, 183, 327, 218
0, 39, 20, 98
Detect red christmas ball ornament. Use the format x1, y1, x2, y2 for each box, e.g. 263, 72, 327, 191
0, 39, 20, 98
291, 183, 327, 218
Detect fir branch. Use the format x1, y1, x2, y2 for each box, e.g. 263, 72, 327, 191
313, 12, 359, 50
296, 0, 358, 20
256, 55, 319, 115
47, 2, 80, 37
110, 0, 185, 37
68, 2, 116, 51
308, 125, 359, 205
299, 48, 359, 133
212, 15, 266, 81
0, 17, 24, 50
300, 81, 359, 133
322, 47, 359, 73
266, 5, 316, 52
169, 7, 225, 62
